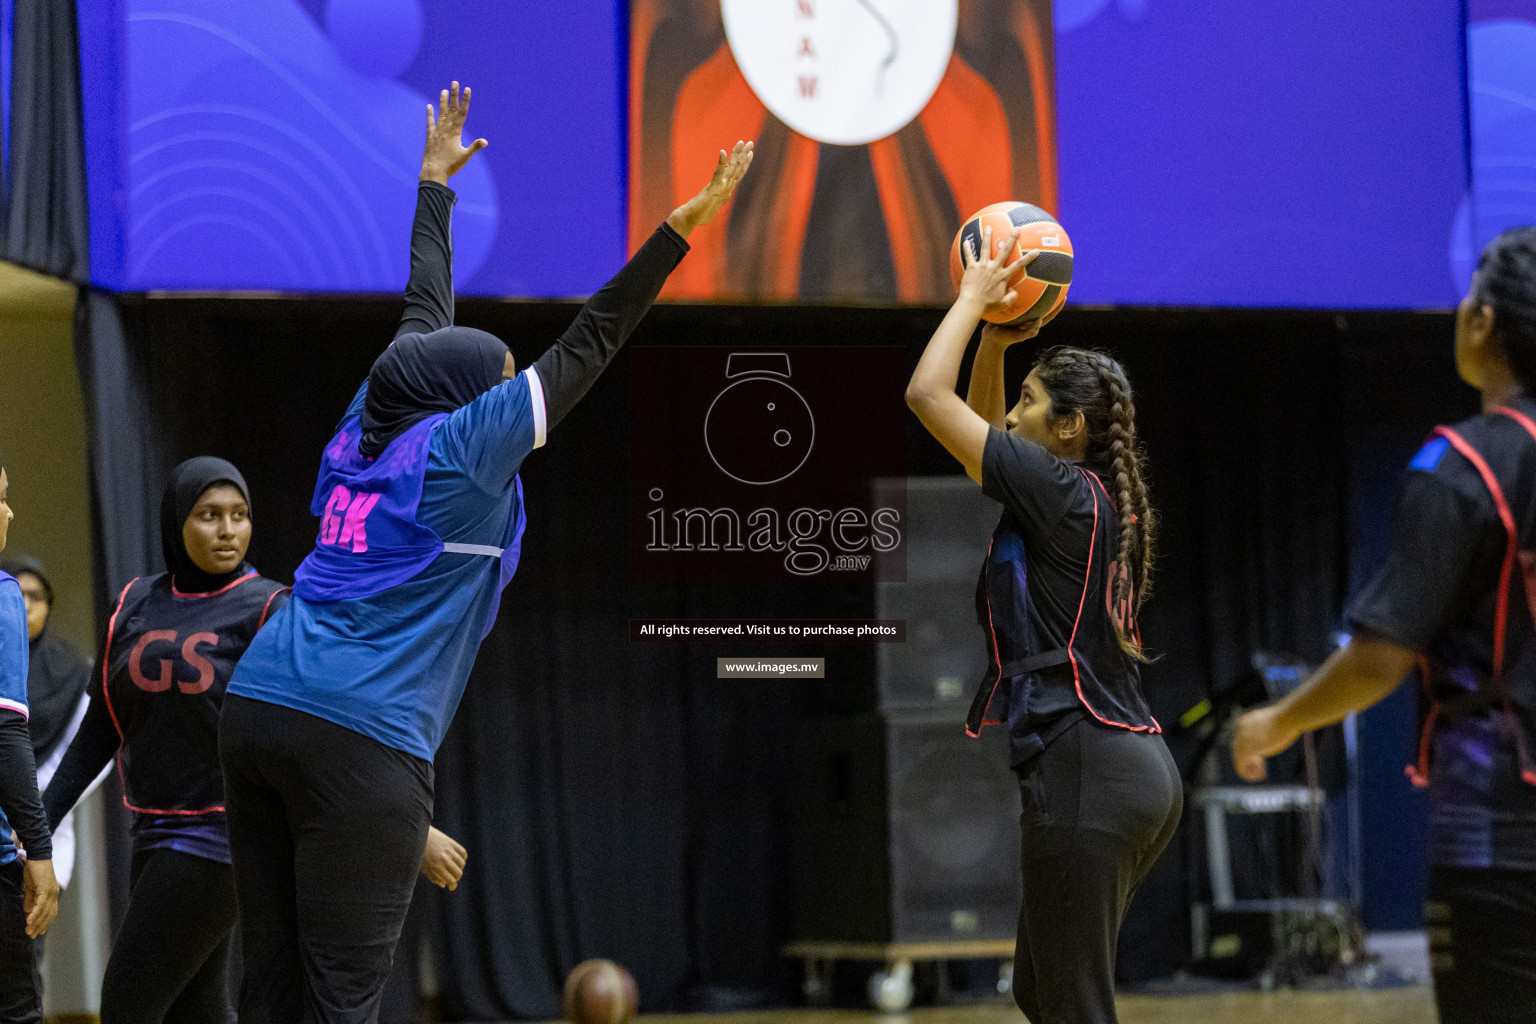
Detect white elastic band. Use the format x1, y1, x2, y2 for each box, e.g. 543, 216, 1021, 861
442, 543, 504, 558
524, 365, 548, 449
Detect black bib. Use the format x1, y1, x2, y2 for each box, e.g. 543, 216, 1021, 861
102, 572, 289, 813
967, 466, 1157, 762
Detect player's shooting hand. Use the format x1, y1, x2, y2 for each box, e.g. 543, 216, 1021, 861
959, 226, 1032, 318
1230, 705, 1301, 783
420, 826, 467, 891
667, 141, 755, 238
420, 81, 488, 186
22, 858, 58, 938
980, 304, 1062, 347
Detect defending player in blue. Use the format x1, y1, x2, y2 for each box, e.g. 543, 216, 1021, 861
218, 82, 753, 1024
1234, 228, 1536, 1024
0, 457, 58, 1024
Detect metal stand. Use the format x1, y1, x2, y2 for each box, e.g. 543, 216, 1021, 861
784, 940, 1015, 1013
1189, 722, 1364, 980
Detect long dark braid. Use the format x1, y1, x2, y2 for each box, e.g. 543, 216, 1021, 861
1032, 346, 1157, 661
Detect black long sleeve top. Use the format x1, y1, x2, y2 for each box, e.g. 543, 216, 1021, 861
41, 694, 116, 831
394, 180, 688, 431
0, 714, 51, 860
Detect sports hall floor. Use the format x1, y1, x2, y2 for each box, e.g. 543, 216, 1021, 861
534, 986, 1437, 1024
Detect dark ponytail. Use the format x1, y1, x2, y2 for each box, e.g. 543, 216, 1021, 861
1476, 226, 1536, 390
1032, 346, 1156, 662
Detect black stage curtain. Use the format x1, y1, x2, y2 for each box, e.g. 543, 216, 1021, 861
92, 296, 1461, 1016
4, 0, 89, 280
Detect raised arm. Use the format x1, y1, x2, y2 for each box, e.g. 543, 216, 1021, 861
532, 141, 754, 431
907, 225, 1034, 482
396, 82, 488, 340
966, 319, 1055, 430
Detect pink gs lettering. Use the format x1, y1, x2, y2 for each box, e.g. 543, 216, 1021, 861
320, 485, 382, 554
128, 631, 220, 694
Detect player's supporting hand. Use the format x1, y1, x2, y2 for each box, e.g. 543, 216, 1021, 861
958, 225, 1035, 320
22, 858, 58, 938
666, 141, 755, 238
420, 81, 488, 186
980, 304, 1063, 348
1230, 704, 1302, 782
420, 826, 467, 891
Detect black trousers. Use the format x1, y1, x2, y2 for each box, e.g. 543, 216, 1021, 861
1428, 866, 1536, 1024
0, 861, 40, 1024
218, 695, 433, 1024
101, 848, 237, 1024
1012, 718, 1182, 1024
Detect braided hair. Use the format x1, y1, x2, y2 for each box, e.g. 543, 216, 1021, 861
1031, 346, 1156, 661
1475, 226, 1536, 390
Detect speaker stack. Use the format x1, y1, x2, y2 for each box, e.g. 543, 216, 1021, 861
790, 477, 1022, 944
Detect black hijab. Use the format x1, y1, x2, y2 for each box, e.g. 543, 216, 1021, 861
359, 326, 508, 458
160, 457, 252, 593
0, 558, 89, 760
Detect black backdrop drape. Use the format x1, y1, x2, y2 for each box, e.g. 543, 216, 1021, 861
88, 293, 1465, 1018
4, 0, 89, 281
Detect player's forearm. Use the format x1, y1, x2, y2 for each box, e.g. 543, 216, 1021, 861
1271, 638, 1417, 737
42, 697, 117, 830
0, 715, 50, 861
532, 223, 689, 430
908, 298, 985, 409
395, 181, 457, 340
965, 336, 1009, 429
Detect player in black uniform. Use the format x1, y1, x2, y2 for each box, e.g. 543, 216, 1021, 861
42, 458, 286, 1024
1234, 226, 1536, 1024
906, 228, 1181, 1024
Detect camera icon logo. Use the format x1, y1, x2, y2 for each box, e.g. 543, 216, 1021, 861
704, 353, 816, 486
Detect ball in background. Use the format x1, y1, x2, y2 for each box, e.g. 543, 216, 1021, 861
949, 202, 1075, 324
563, 959, 639, 1024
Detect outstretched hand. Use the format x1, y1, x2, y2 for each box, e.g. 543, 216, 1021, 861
421, 82, 488, 186
667, 141, 755, 239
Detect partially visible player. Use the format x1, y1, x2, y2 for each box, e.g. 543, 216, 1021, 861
906, 227, 1180, 1023
219, 82, 751, 1024
0, 457, 58, 1024
1234, 227, 1536, 1024
0, 559, 99, 896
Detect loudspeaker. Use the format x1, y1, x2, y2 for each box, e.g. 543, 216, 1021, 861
790, 710, 1021, 943
874, 476, 998, 713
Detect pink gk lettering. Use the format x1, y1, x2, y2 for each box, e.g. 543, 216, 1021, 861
337, 492, 381, 553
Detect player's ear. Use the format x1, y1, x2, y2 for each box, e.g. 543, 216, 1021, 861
1058, 409, 1085, 444
502, 351, 517, 380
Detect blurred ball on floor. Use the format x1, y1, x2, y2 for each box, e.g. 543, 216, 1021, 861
563, 959, 639, 1024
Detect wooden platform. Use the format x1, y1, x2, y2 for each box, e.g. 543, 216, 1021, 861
582, 986, 1436, 1024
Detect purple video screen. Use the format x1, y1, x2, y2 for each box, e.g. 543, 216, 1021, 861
78, 0, 1469, 308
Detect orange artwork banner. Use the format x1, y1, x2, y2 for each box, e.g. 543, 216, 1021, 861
630, 0, 1058, 303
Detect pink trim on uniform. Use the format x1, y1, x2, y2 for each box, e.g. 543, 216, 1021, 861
1434, 427, 1516, 675
257, 587, 291, 629
968, 537, 1008, 738
171, 570, 258, 600
0, 698, 28, 720
101, 576, 227, 817
1070, 467, 1157, 734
